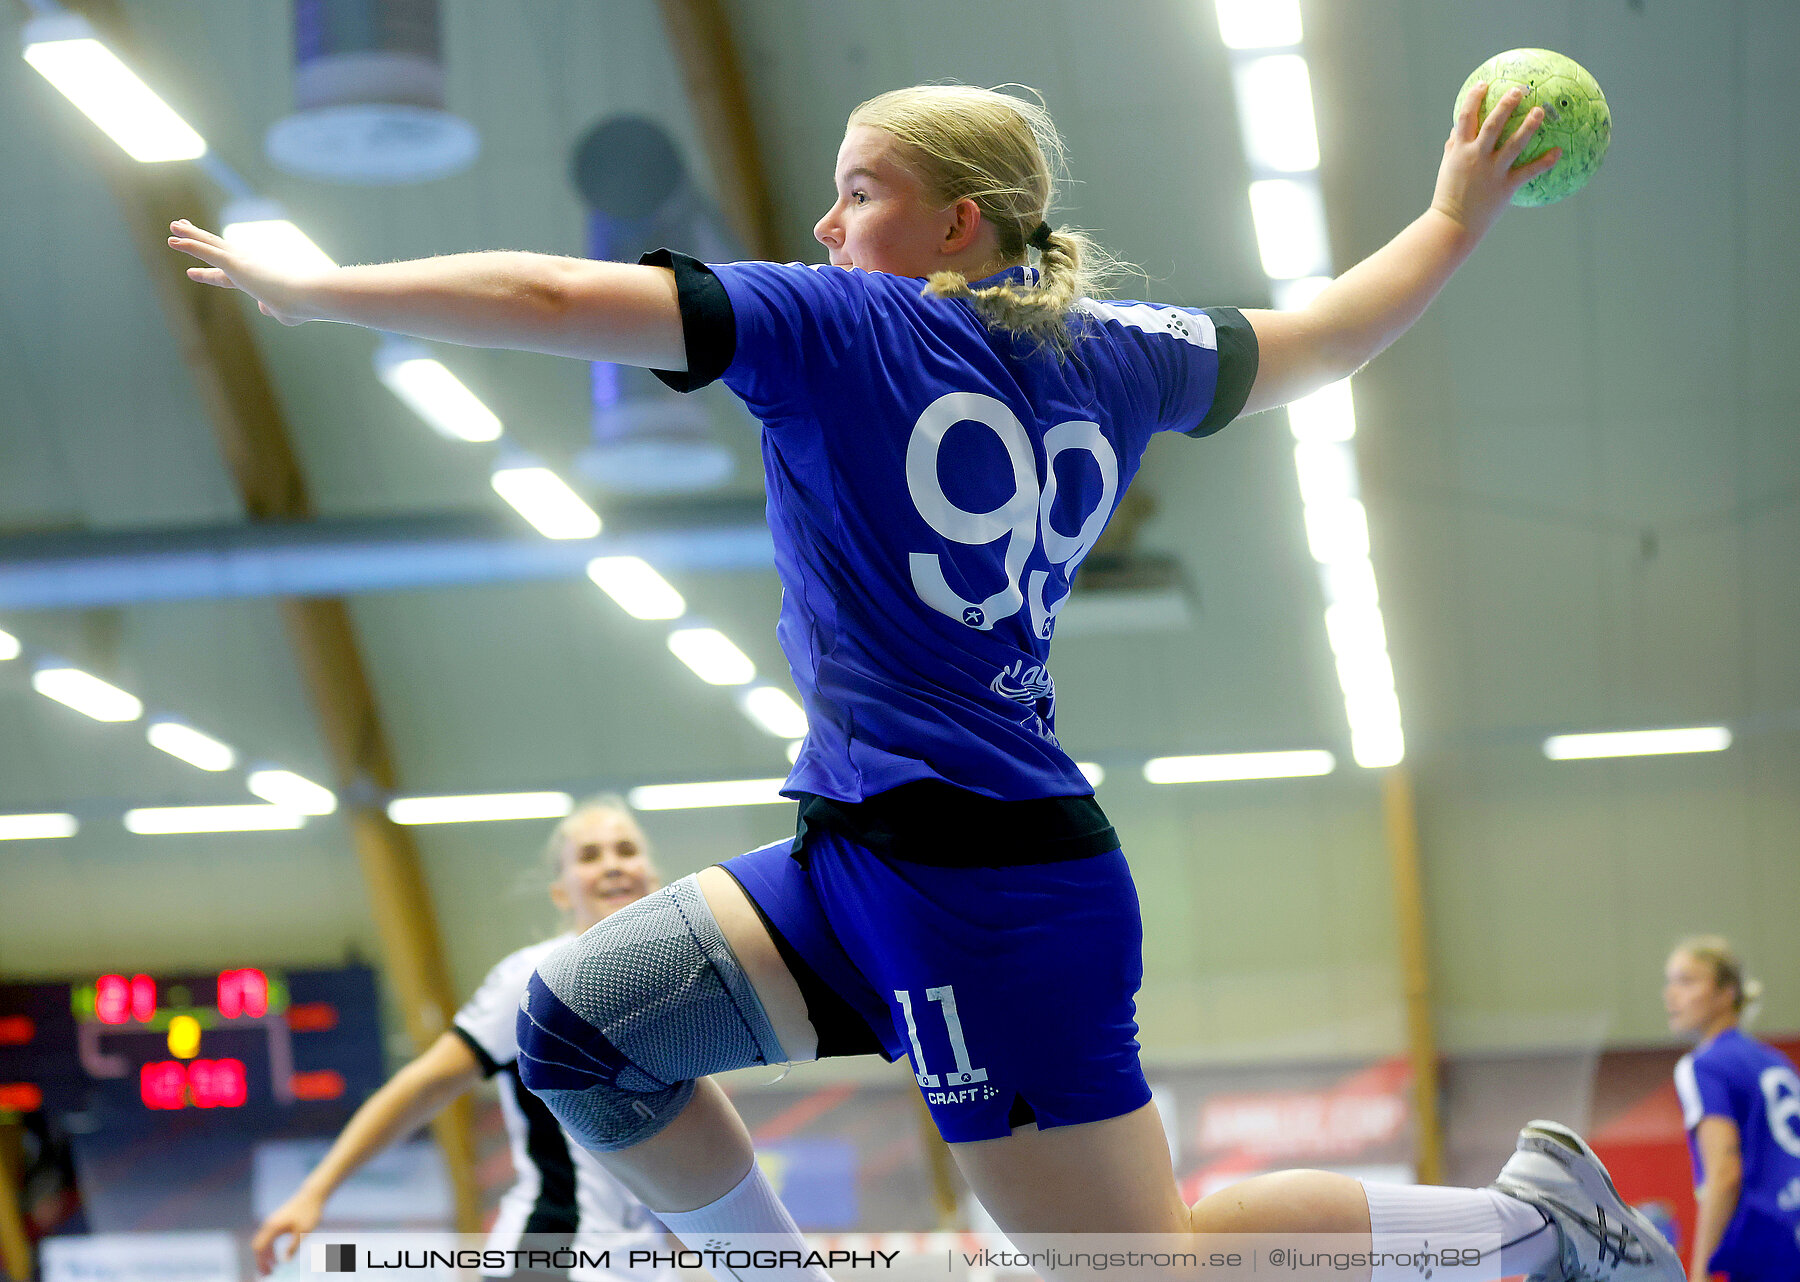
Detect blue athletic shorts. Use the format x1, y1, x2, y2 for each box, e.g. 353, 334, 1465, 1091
721, 832, 1152, 1143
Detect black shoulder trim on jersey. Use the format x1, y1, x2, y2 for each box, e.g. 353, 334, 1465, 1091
1187, 306, 1259, 438
507, 1064, 581, 1236
639, 248, 736, 392
450, 1022, 504, 1079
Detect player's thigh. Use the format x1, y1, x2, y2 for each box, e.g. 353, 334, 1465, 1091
949, 1099, 1190, 1235
696, 865, 819, 1062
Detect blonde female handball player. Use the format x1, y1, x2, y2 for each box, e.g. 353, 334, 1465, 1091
179, 80, 1677, 1282
1664, 937, 1800, 1282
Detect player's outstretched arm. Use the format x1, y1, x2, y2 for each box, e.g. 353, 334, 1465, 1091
1687, 1116, 1743, 1282
167, 220, 686, 369
250, 1031, 482, 1275
1237, 81, 1562, 417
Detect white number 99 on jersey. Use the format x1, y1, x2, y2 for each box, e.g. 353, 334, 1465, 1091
905, 392, 1119, 635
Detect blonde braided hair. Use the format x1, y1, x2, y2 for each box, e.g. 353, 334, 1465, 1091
847, 84, 1130, 350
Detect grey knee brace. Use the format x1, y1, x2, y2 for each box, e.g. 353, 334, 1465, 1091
515, 874, 787, 1151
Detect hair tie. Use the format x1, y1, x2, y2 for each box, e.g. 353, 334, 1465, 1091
1027, 221, 1054, 252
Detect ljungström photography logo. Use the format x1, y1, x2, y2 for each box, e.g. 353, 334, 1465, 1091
311, 1242, 356, 1272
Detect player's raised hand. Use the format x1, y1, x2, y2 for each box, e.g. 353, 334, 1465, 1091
1430, 82, 1562, 239
251, 1187, 325, 1274
167, 219, 319, 325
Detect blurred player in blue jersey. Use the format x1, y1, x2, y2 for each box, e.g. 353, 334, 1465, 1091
1666, 937, 1800, 1281
175, 79, 1678, 1282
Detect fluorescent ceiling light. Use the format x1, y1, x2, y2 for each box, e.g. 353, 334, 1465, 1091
32, 666, 142, 722
1287, 379, 1356, 442
1144, 749, 1335, 784
1350, 722, 1406, 770
667, 628, 756, 686
1346, 677, 1396, 727
786, 739, 804, 764
628, 778, 789, 811
125, 805, 305, 835
0, 813, 78, 841
1323, 602, 1389, 663
1294, 441, 1357, 507
374, 338, 502, 443
1334, 648, 1397, 705
740, 686, 808, 739
1077, 762, 1105, 787
247, 769, 338, 815
1232, 55, 1320, 172
1215, 0, 1302, 49
1271, 275, 1333, 311
146, 721, 236, 772
587, 556, 686, 620
1320, 557, 1379, 607
1302, 497, 1370, 564
491, 467, 602, 540
386, 792, 574, 825
217, 220, 335, 274
1248, 178, 1331, 279
0, 628, 19, 661
22, 15, 207, 162
1543, 727, 1732, 761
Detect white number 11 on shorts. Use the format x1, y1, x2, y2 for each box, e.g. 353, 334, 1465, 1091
895, 985, 989, 1089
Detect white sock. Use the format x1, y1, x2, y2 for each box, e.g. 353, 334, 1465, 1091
656, 1160, 829, 1282
1360, 1182, 1558, 1282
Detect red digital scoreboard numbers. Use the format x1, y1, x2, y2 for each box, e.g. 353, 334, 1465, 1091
80, 968, 273, 1110
217, 968, 268, 1020
140, 1058, 248, 1109
0, 965, 383, 1122
93, 973, 157, 1025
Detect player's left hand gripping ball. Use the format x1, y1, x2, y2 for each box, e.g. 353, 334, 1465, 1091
1457, 48, 1611, 206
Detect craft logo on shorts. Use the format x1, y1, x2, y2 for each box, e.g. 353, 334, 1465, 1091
312, 1242, 356, 1272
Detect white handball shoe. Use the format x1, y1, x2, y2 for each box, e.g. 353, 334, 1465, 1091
1490, 1120, 1682, 1281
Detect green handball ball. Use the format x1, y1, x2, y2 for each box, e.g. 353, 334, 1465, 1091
1456, 48, 1611, 207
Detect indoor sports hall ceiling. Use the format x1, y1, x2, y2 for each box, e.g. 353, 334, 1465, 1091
1, 0, 1794, 1051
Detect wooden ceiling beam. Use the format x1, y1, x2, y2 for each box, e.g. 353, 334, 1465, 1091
1381, 767, 1445, 1185
66, 0, 479, 1233
0, 1120, 29, 1281
657, 0, 784, 260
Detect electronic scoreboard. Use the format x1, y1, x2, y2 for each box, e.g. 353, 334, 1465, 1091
0, 965, 385, 1125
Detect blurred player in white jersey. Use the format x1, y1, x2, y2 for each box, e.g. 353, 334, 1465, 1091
252, 798, 674, 1282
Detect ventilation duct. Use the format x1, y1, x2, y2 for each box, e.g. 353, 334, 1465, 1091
572, 116, 740, 493
265, 0, 478, 184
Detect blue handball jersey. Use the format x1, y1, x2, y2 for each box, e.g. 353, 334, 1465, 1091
1675, 1029, 1800, 1270
647, 255, 1257, 805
